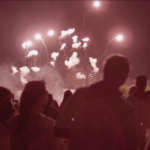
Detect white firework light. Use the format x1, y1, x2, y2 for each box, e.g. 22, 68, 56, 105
12, 66, 19, 75
76, 72, 86, 79
22, 41, 32, 49
59, 28, 75, 39
94, 1, 100, 7
83, 43, 88, 49
31, 67, 40, 72
72, 42, 81, 49
116, 35, 123, 41
60, 43, 66, 50
22, 42, 27, 49
27, 50, 38, 58
50, 61, 55, 67
82, 37, 89, 42
65, 52, 80, 69
72, 35, 78, 43
51, 52, 59, 61
35, 34, 42, 40
48, 30, 54, 36
89, 57, 99, 73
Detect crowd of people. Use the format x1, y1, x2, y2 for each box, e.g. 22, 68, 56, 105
1, 53, 150, 150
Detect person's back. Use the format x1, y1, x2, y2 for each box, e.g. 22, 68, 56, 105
68, 84, 137, 150
127, 76, 150, 109
10, 112, 63, 150
9, 81, 66, 150
55, 54, 138, 150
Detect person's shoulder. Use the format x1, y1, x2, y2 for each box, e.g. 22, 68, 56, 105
75, 87, 89, 93
127, 94, 136, 101
72, 87, 89, 98
39, 112, 55, 123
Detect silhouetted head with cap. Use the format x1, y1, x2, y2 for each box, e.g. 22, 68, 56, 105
103, 53, 130, 88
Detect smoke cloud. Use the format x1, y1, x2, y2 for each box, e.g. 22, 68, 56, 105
0, 64, 65, 105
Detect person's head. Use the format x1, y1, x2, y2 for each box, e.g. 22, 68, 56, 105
46, 93, 53, 107
103, 53, 131, 88
0, 87, 15, 120
52, 100, 59, 110
61, 90, 72, 109
20, 80, 48, 113
128, 85, 137, 96
136, 75, 147, 91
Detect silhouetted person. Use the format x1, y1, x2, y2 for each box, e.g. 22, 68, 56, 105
53, 100, 60, 111
128, 85, 137, 96
127, 76, 150, 149
54, 54, 138, 150
9, 81, 66, 150
127, 75, 150, 107
60, 90, 72, 110
0, 87, 16, 150
43, 94, 59, 120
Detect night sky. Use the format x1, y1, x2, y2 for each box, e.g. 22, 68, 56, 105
0, 1, 150, 78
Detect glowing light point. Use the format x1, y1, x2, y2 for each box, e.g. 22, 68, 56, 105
82, 37, 90, 42
48, 30, 54, 36
116, 35, 123, 41
94, 1, 100, 7
35, 34, 42, 40
27, 50, 38, 57
22, 42, 26, 49
26, 41, 32, 46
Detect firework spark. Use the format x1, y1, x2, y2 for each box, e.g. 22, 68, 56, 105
22, 42, 26, 49
59, 28, 75, 39
83, 43, 88, 49
65, 52, 80, 69
116, 35, 123, 41
50, 61, 55, 67
72, 35, 78, 43
60, 43, 66, 50
82, 37, 89, 42
27, 50, 38, 58
31, 67, 40, 72
94, 1, 100, 7
76, 72, 86, 79
51, 52, 59, 61
89, 57, 99, 73
72, 42, 81, 49
48, 30, 54, 36
12, 66, 18, 75
35, 34, 42, 40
